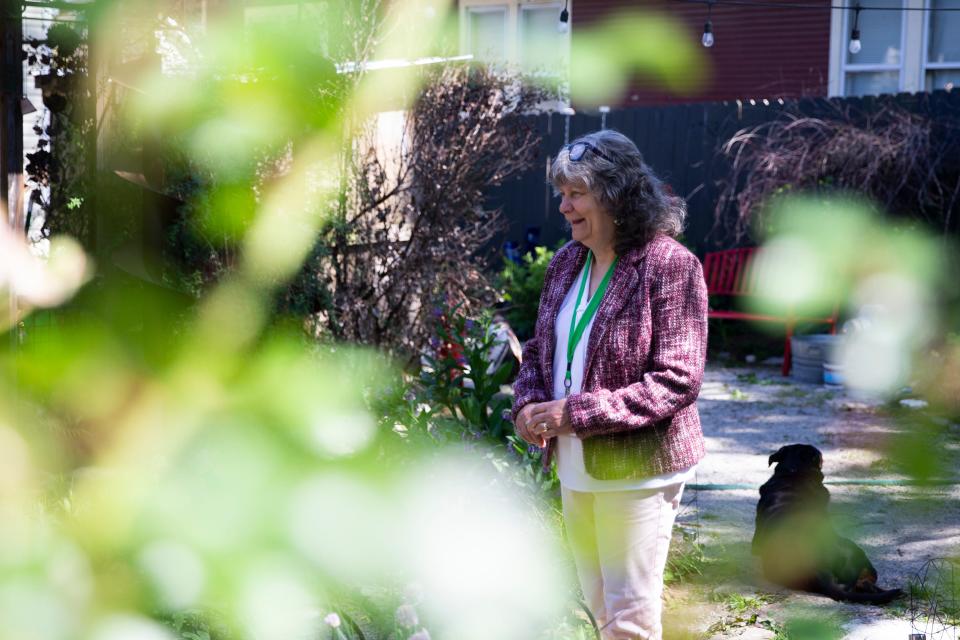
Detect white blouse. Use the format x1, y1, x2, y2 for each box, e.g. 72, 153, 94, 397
551, 259, 696, 492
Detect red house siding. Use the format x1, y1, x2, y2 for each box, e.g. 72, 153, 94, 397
573, 0, 831, 106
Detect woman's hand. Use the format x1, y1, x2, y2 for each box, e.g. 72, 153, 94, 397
526, 399, 573, 440
514, 403, 546, 447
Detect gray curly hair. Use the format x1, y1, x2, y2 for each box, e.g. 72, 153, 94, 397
548, 129, 686, 254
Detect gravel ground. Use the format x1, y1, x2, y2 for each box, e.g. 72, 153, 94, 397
663, 362, 960, 640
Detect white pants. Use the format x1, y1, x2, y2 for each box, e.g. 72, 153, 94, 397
561, 483, 685, 640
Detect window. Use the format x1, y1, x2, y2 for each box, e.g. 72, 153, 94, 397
466, 5, 509, 64
841, 0, 905, 96
830, 0, 960, 96
243, 2, 331, 56
519, 3, 566, 73
460, 1, 569, 75
924, 0, 960, 90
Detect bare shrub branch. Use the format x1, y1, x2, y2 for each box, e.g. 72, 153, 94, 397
285, 65, 549, 363
714, 103, 960, 241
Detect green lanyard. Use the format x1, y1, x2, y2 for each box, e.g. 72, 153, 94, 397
564, 252, 619, 396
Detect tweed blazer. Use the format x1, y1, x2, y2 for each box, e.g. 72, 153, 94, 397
511, 234, 708, 480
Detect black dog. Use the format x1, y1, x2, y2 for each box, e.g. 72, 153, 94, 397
751, 444, 902, 604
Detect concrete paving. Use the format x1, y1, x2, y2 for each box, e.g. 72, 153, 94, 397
665, 363, 960, 640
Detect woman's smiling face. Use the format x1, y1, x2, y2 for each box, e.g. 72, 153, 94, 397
557, 182, 616, 252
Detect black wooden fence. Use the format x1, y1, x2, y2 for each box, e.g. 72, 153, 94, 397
486, 89, 960, 259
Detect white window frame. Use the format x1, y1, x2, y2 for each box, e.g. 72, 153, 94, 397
459, 0, 571, 71
829, 0, 941, 96
518, 2, 565, 72
840, 0, 907, 96
463, 4, 511, 63
920, 0, 960, 90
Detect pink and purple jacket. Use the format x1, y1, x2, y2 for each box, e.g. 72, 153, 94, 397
511, 234, 708, 480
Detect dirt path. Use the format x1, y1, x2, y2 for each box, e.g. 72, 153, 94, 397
665, 363, 960, 640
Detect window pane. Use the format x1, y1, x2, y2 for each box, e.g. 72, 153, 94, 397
845, 0, 902, 65
468, 8, 507, 63
246, 4, 328, 55
520, 6, 565, 73
245, 5, 300, 30
929, 0, 960, 63
925, 69, 960, 91
845, 71, 900, 96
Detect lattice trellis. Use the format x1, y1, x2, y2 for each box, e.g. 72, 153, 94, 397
911, 558, 959, 640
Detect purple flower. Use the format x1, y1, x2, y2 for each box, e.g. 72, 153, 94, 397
395, 604, 419, 628
323, 613, 341, 628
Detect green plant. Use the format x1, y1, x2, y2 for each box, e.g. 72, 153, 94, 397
664, 527, 706, 584
904, 570, 960, 626
160, 609, 231, 640
704, 593, 783, 638
419, 302, 515, 440
372, 300, 561, 496
776, 615, 845, 640
725, 386, 748, 401
724, 593, 769, 614
23, 23, 92, 243
497, 244, 560, 341
0, 3, 721, 639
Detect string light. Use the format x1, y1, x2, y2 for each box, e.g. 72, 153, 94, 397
557, 0, 569, 33
849, 2, 862, 54
679, 0, 960, 50
673, 0, 960, 11
702, 0, 715, 47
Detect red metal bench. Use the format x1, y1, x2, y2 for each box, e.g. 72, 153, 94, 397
702, 247, 838, 376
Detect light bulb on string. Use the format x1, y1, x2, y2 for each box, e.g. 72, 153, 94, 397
849, 4, 862, 55
702, 21, 714, 47
558, 1, 569, 33
849, 29, 861, 54
702, 0, 715, 48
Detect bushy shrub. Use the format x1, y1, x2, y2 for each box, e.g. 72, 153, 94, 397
373, 299, 559, 493
496, 245, 559, 342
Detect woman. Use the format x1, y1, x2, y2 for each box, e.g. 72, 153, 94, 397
511, 130, 707, 640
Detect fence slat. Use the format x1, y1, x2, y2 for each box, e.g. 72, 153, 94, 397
484, 90, 960, 258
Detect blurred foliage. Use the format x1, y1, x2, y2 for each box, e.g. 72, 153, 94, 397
569, 11, 705, 107
778, 615, 844, 640
23, 1, 959, 639
749, 197, 956, 395
148, 64, 548, 362
497, 244, 560, 342
4, 2, 590, 639
915, 332, 960, 419
746, 194, 960, 488
293, 65, 550, 361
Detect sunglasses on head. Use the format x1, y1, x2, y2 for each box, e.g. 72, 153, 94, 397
564, 141, 614, 163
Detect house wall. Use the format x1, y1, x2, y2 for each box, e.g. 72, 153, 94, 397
572, 0, 831, 106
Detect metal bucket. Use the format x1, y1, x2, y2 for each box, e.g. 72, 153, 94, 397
791, 335, 841, 384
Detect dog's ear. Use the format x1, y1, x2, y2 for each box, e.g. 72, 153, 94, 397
768, 447, 785, 466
